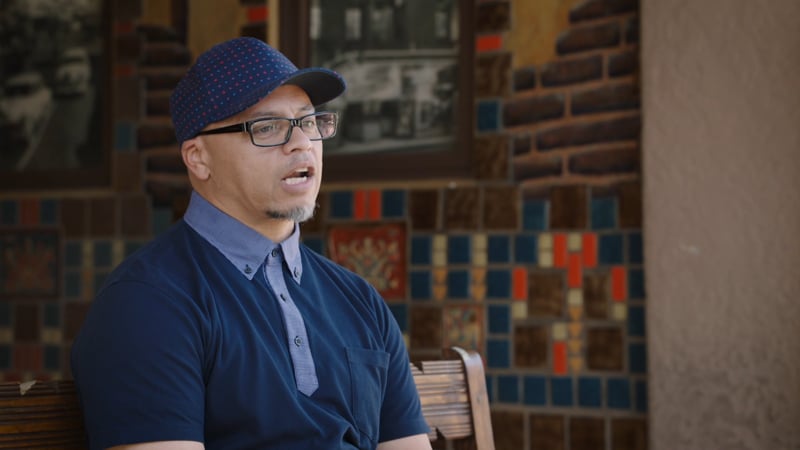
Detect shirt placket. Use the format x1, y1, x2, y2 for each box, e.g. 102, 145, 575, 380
264, 247, 318, 396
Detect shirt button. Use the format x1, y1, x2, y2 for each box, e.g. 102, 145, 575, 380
271, 249, 279, 257
294, 336, 303, 347
293, 267, 300, 277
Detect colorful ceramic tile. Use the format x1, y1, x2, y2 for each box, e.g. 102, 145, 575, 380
409, 271, 431, 300
538, 249, 553, 268
0, 231, 59, 299
514, 325, 548, 368
567, 289, 583, 307
487, 235, 511, 262
477, 100, 500, 132
552, 323, 567, 340
608, 378, 632, 409
582, 232, 598, 267
522, 199, 547, 231
568, 253, 582, 288
514, 234, 537, 263
567, 233, 582, 251
443, 305, 483, 353
487, 339, 511, 368
553, 233, 568, 268
476, 34, 503, 52
553, 341, 568, 375
410, 235, 432, 265
471, 268, 487, 301
488, 305, 510, 334
611, 266, 627, 301
551, 377, 573, 405
329, 191, 353, 219
511, 302, 527, 320
612, 303, 627, 321
447, 235, 471, 264
524, 376, 547, 406
578, 377, 602, 407
382, 190, 405, 218
328, 224, 406, 299
487, 269, 511, 299
497, 375, 519, 403
591, 197, 617, 229
512, 267, 527, 300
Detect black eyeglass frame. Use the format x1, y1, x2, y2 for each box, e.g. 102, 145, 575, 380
195, 111, 339, 147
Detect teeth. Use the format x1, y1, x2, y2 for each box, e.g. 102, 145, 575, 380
285, 176, 307, 185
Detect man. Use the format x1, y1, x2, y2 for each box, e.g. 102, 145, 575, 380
71, 37, 432, 450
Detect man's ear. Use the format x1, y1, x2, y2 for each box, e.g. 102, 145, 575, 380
181, 137, 211, 181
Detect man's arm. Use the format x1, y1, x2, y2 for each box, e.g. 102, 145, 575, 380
109, 441, 204, 450
377, 433, 432, 450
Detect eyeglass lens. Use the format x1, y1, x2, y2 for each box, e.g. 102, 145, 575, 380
250, 112, 337, 146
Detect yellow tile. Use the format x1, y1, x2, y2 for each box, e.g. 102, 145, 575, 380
0, 328, 12, 343
433, 285, 447, 301
403, 333, 410, 348
612, 303, 628, 321
568, 232, 582, 251
471, 285, 486, 301
568, 305, 583, 321
433, 250, 447, 267
433, 268, 448, 284
41, 328, 63, 344
569, 357, 584, 373
113, 239, 125, 266
552, 323, 567, 340
471, 268, 486, 284
568, 339, 583, 354
82, 241, 93, 269
512, 302, 528, 320
539, 232, 553, 249
473, 251, 487, 267
568, 323, 582, 338
567, 288, 583, 306
433, 234, 447, 251
473, 233, 487, 250
539, 249, 553, 268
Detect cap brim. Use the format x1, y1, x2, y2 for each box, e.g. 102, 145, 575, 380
283, 68, 346, 106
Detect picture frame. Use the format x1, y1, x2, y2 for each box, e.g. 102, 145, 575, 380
280, 0, 474, 182
0, 0, 112, 190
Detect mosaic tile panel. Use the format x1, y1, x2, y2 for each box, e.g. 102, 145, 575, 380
327, 224, 406, 299
0, 231, 59, 299
443, 187, 480, 230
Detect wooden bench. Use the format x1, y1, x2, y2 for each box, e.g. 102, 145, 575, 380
0, 347, 494, 449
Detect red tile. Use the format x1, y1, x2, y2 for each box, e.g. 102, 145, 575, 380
553, 341, 568, 375
512, 267, 527, 301
553, 233, 568, 268
611, 266, 627, 301
368, 190, 381, 220
247, 6, 267, 22
19, 199, 39, 225
582, 233, 597, 268
477, 34, 503, 52
353, 190, 366, 220
568, 253, 582, 288
13, 344, 42, 371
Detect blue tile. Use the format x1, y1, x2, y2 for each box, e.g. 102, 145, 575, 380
43, 303, 60, 327
44, 345, 61, 370
0, 302, 10, 326
497, 375, 519, 403
0, 345, 10, 369
551, 377, 574, 406
303, 237, 324, 255
114, 121, 136, 151
388, 304, 408, 332
125, 241, 145, 257
514, 234, 538, 264
1, 200, 18, 225
64, 242, 82, 267
477, 100, 500, 132
94, 272, 107, 293
591, 197, 617, 230
635, 380, 648, 412
487, 339, 510, 368
40, 199, 58, 225
578, 377, 602, 407
486, 374, 494, 403
598, 234, 624, 265
487, 304, 510, 333
447, 270, 470, 299
410, 271, 431, 300
152, 208, 173, 235
94, 241, 113, 267
486, 269, 511, 299
447, 235, 471, 264
487, 235, 511, 263
627, 232, 643, 264
607, 378, 631, 409
524, 376, 547, 406
629, 268, 645, 299
64, 272, 81, 298
628, 306, 645, 337
382, 190, 405, 218
329, 191, 353, 218
522, 199, 548, 231
629, 343, 647, 374
410, 236, 432, 265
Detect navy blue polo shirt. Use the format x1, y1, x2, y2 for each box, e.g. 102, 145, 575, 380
71, 192, 428, 450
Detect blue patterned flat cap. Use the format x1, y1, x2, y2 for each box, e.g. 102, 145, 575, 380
170, 37, 346, 144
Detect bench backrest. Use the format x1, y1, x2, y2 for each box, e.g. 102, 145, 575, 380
0, 346, 493, 449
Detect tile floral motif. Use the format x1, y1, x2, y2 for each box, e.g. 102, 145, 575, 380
443, 305, 483, 354
327, 224, 406, 299
0, 231, 59, 299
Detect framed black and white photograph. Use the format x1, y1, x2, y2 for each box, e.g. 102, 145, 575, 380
0, 0, 111, 190
281, 0, 474, 182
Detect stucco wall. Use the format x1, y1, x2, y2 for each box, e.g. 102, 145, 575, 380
642, 0, 800, 449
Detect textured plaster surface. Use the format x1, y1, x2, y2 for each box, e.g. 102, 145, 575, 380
642, 0, 800, 449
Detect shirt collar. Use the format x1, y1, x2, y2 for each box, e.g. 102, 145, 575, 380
183, 191, 303, 282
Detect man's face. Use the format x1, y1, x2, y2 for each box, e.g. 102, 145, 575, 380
193, 85, 324, 234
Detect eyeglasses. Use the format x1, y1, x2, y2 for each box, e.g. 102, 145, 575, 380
195, 111, 338, 147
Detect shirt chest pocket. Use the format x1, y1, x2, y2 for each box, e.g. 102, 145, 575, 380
346, 347, 389, 447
